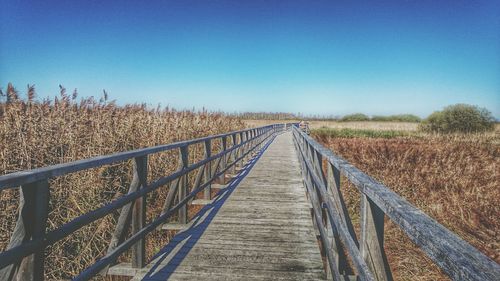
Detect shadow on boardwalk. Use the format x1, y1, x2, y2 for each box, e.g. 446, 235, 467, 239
138, 135, 277, 280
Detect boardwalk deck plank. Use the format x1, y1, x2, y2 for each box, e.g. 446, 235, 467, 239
132, 132, 325, 280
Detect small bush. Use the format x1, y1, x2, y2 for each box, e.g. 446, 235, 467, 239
419, 104, 495, 133
340, 113, 370, 122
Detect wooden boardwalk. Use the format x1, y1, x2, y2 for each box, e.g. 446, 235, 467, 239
3, 124, 498, 280
131, 131, 325, 280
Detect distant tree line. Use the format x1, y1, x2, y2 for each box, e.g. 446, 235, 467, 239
231, 112, 299, 120
340, 113, 422, 122
229, 112, 339, 121
232, 111, 422, 122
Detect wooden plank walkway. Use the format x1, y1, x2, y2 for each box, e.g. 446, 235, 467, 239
131, 131, 326, 280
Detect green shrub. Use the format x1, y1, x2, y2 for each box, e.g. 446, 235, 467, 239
419, 104, 495, 133
371, 114, 421, 122
340, 113, 370, 122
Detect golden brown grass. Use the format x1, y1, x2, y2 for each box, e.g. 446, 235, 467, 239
313, 130, 500, 280
244, 119, 419, 131
0, 87, 244, 279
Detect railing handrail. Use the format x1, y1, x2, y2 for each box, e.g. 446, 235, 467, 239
0, 124, 282, 190
0, 123, 289, 281
291, 125, 500, 281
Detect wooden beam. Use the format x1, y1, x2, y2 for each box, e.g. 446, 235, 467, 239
131, 156, 148, 269
101, 159, 143, 275
178, 146, 189, 225
360, 195, 393, 281
204, 140, 212, 200
0, 179, 49, 281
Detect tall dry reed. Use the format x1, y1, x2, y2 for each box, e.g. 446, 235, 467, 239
0, 84, 244, 279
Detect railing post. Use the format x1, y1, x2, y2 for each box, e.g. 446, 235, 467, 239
26, 179, 50, 280
246, 131, 251, 157
178, 146, 189, 224
0, 179, 50, 281
204, 140, 212, 200
231, 134, 237, 174
252, 129, 256, 149
216, 137, 227, 184
360, 195, 393, 281
101, 156, 144, 274
325, 163, 350, 276
311, 150, 334, 277
241, 131, 246, 162
132, 155, 147, 269
238, 132, 244, 166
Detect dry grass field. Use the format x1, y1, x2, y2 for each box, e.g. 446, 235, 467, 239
244, 119, 419, 131
0, 92, 244, 280
313, 128, 500, 280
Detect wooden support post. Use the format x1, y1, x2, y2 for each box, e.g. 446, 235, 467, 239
242, 131, 248, 163
132, 156, 147, 269
256, 129, 261, 150
237, 132, 243, 167
311, 150, 334, 277
360, 195, 393, 281
0, 179, 50, 281
204, 140, 212, 200
216, 137, 227, 184
101, 160, 143, 275
178, 146, 189, 224
231, 134, 237, 174
25, 179, 50, 280
325, 163, 350, 276
250, 130, 255, 153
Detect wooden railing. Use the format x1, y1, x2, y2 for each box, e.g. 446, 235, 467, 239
0, 124, 286, 280
291, 125, 500, 281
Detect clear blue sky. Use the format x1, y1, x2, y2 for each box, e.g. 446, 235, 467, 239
1, 0, 499, 117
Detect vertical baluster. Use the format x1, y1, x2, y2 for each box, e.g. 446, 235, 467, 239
222, 135, 228, 169
24, 179, 50, 280
204, 140, 212, 200
132, 156, 147, 269
217, 136, 227, 184
238, 132, 244, 167
247, 131, 252, 158
311, 150, 331, 271
101, 158, 143, 275
325, 163, 350, 276
178, 146, 189, 225
240, 132, 246, 163
258, 128, 262, 149
231, 134, 237, 174
0, 179, 50, 281
360, 195, 393, 281
250, 130, 256, 156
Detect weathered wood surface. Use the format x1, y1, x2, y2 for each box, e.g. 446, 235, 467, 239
132, 132, 325, 280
